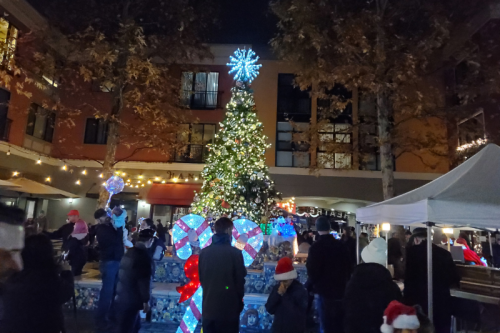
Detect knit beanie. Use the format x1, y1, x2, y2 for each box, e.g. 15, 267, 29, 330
361, 237, 387, 266
315, 216, 330, 232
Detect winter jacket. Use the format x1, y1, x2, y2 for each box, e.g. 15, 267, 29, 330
66, 236, 87, 276
45, 222, 75, 251
492, 244, 500, 268
404, 241, 460, 328
148, 236, 166, 261
344, 263, 402, 333
96, 221, 124, 262
306, 234, 350, 299
265, 280, 308, 333
199, 233, 247, 321
115, 243, 153, 310
1, 268, 74, 333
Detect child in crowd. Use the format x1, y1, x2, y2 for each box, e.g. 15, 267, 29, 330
381, 301, 421, 333
107, 207, 133, 250
265, 257, 308, 333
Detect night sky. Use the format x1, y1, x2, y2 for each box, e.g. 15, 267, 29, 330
26, 0, 276, 45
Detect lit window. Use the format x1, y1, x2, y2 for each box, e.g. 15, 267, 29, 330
0, 18, 17, 69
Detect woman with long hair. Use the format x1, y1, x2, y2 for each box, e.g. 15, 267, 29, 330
1, 234, 74, 333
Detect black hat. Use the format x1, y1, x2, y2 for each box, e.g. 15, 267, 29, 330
139, 229, 155, 240
412, 227, 433, 238
316, 216, 330, 232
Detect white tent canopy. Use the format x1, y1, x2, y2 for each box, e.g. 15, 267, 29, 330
356, 144, 500, 229
7, 178, 78, 198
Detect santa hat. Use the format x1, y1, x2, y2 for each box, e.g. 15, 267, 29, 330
274, 257, 297, 281
71, 219, 88, 240
380, 301, 420, 333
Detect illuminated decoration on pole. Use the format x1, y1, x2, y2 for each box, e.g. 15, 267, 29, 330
227, 48, 262, 83
231, 218, 264, 266
104, 175, 125, 208
191, 48, 280, 221
172, 214, 213, 260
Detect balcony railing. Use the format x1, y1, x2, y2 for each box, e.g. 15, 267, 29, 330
182, 91, 223, 110
0, 118, 12, 142
175, 144, 208, 163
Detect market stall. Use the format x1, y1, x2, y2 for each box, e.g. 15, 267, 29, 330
356, 144, 500, 322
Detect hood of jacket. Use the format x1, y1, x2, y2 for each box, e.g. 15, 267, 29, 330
350, 263, 393, 289
212, 233, 231, 245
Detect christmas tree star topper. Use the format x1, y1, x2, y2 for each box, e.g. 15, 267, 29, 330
227, 48, 262, 83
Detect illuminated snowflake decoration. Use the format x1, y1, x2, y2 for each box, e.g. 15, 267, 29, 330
227, 48, 262, 83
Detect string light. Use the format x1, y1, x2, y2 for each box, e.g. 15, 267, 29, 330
45, 177, 51, 182
102, 182, 106, 186
185, 178, 188, 182
194, 177, 198, 181
138, 175, 143, 179
173, 178, 178, 183
99, 173, 103, 178
76, 180, 81, 185
161, 180, 166, 184
12, 171, 19, 176
36, 157, 42, 165
122, 172, 126, 176
82, 169, 87, 175
155, 177, 160, 181
6, 149, 10, 156
62, 165, 68, 171
147, 180, 152, 184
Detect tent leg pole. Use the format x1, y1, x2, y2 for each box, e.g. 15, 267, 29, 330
427, 222, 434, 323
356, 221, 360, 265
489, 232, 493, 266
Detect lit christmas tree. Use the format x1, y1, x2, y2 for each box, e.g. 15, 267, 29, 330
192, 48, 280, 221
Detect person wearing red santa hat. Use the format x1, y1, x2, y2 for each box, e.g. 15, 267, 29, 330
265, 257, 308, 333
455, 237, 486, 266
380, 301, 420, 333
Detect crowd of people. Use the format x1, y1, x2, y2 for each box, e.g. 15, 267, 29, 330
0, 201, 493, 333
0, 203, 168, 333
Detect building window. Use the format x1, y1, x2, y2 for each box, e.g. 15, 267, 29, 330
0, 18, 18, 69
277, 74, 311, 119
175, 124, 216, 163
0, 88, 11, 141
84, 118, 108, 144
317, 122, 352, 169
276, 122, 310, 167
181, 72, 220, 109
25, 104, 55, 143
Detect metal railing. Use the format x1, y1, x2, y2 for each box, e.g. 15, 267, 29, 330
182, 91, 223, 110
174, 144, 208, 163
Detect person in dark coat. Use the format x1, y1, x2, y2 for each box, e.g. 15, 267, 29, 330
115, 229, 155, 333
306, 216, 350, 333
1, 234, 74, 333
266, 257, 308, 333
344, 238, 402, 333
199, 217, 247, 333
156, 219, 167, 243
44, 210, 80, 251
388, 237, 405, 280
491, 237, 500, 268
94, 208, 124, 332
404, 228, 460, 333
341, 226, 357, 268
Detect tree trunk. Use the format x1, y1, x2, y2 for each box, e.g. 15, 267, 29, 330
377, 92, 394, 200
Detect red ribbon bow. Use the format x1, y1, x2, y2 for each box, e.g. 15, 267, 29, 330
176, 254, 200, 303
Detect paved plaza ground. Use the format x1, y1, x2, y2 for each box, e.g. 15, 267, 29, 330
63, 310, 202, 333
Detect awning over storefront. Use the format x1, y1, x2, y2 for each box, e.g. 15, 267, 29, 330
0, 179, 21, 188
146, 183, 201, 205
7, 178, 79, 198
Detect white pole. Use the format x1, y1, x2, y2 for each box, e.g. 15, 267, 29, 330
427, 222, 434, 322
355, 221, 360, 265
489, 232, 493, 266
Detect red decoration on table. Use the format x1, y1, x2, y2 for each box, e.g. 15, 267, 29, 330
176, 254, 200, 303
